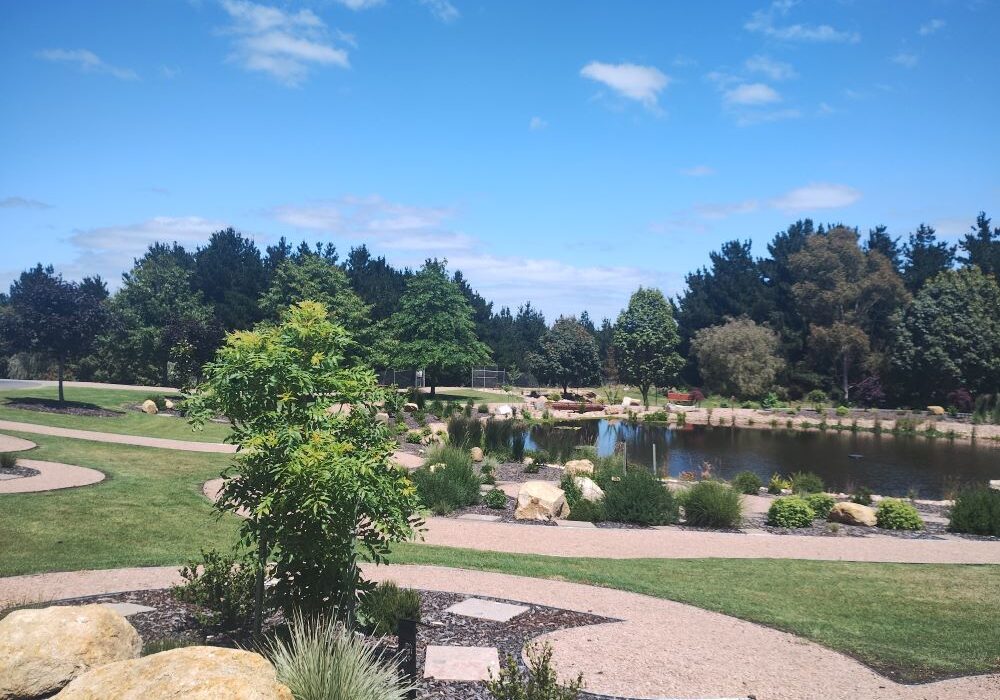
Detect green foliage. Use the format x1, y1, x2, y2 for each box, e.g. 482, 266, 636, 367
761, 392, 781, 409
412, 446, 480, 513
731, 470, 762, 495
510, 428, 526, 462
0, 452, 17, 469
767, 497, 815, 528
486, 642, 584, 700
559, 473, 582, 506
876, 499, 924, 530
643, 409, 669, 422
527, 316, 601, 393
805, 493, 836, 519
601, 470, 678, 526
405, 430, 423, 444
484, 418, 513, 455
613, 287, 683, 406
484, 487, 508, 509
836, 405, 850, 417
447, 414, 482, 449
806, 389, 827, 405
680, 481, 743, 529
173, 548, 256, 629
790, 471, 825, 495
767, 473, 791, 494
692, 318, 785, 399
851, 487, 873, 506
268, 611, 414, 700
948, 487, 1000, 537
359, 581, 421, 637
566, 498, 606, 523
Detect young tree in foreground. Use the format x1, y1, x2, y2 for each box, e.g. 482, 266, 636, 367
0, 265, 107, 402
692, 318, 785, 399
614, 287, 683, 407
390, 259, 491, 394
527, 316, 601, 394
186, 301, 421, 631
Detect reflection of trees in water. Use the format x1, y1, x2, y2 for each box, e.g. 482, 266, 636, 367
527, 421, 599, 462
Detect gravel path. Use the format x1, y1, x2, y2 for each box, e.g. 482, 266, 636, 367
0, 433, 37, 452
0, 379, 179, 393
2, 564, 996, 699
0, 420, 236, 453
0, 458, 105, 494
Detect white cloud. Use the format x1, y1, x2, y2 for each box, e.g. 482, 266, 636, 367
333, 0, 384, 9
745, 1, 860, 43
580, 61, 669, 110
679, 165, 715, 177
744, 55, 797, 81
695, 199, 759, 219
724, 82, 781, 105
919, 19, 945, 36
36, 49, 138, 80
770, 183, 861, 211
220, 0, 349, 86
891, 51, 919, 68
0, 196, 53, 210
529, 116, 548, 131
420, 0, 459, 22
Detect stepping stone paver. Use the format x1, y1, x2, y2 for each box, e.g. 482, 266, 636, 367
555, 519, 596, 528
445, 597, 528, 622
424, 645, 500, 681
100, 602, 156, 617
457, 513, 503, 522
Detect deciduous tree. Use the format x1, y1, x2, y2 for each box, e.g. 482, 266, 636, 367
692, 318, 785, 399
527, 316, 601, 394
614, 287, 683, 406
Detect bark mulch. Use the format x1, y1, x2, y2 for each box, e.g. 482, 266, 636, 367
4, 398, 122, 418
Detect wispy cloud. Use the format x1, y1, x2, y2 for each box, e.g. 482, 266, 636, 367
724, 82, 781, 105
744, 55, 797, 81
0, 196, 53, 210
891, 51, 919, 68
770, 182, 861, 211
220, 0, 349, 86
918, 19, 945, 36
529, 116, 548, 131
680, 165, 715, 177
735, 108, 800, 127
580, 61, 669, 111
160, 65, 180, 79
695, 199, 759, 219
420, 0, 459, 22
333, 0, 384, 9
745, 1, 860, 43
36, 49, 138, 80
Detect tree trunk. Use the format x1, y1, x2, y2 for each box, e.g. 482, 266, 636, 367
842, 354, 850, 403
57, 358, 65, 403
430, 382, 436, 397
640, 384, 650, 408
253, 533, 266, 636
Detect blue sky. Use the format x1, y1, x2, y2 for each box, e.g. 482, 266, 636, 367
1, 0, 998, 320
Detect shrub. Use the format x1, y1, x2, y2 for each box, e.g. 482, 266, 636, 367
766, 497, 815, 528
567, 498, 606, 522
0, 452, 17, 469
411, 447, 480, 514
484, 418, 514, 455
731, 471, 762, 495
680, 481, 743, 528
559, 473, 582, 506
601, 470, 678, 526
428, 399, 444, 417
405, 430, 423, 444
875, 498, 924, 530
644, 410, 669, 422
790, 471, 825, 495
851, 486, 873, 506
359, 581, 421, 636
144, 394, 167, 410
484, 487, 508, 509
487, 642, 583, 700
523, 461, 541, 474
767, 473, 791, 494
806, 389, 827, 405
547, 392, 562, 402
268, 611, 414, 700
477, 403, 490, 414
948, 487, 1000, 536
835, 405, 849, 417
761, 392, 780, 409
173, 548, 256, 629
805, 493, 836, 519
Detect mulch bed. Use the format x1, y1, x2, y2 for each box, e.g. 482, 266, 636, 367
4, 398, 123, 417
37, 587, 615, 700
0, 465, 41, 479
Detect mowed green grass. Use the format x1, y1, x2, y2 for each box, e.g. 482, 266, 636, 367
426, 388, 523, 403
2, 431, 998, 681
0, 386, 232, 443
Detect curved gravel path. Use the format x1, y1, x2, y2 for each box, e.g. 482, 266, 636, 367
0, 420, 236, 453
0, 434, 37, 452
0, 459, 105, 494
1, 564, 996, 699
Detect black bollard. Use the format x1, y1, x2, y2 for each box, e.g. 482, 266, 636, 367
397, 617, 418, 700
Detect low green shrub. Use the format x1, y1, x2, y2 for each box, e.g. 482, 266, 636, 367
405, 430, 423, 444
477, 403, 490, 414
268, 611, 414, 700
644, 410, 669, 422
805, 493, 836, 519
851, 486, 873, 506
412, 447, 480, 514
767, 473, 791, 494
731, 470, 762, 495
766, 497, 815, 528
567, 498, 606, 522
790, 471, 825, 495
680, 481, 743, 528
360, 581, 421, 636
601, 470, 678, 526
875, 498, 924, 530
0, 452, 17, 469
484, 488, 508, 509
835, 405, 850, 417
559, 473, 582, 506
173, 548, 256, 629
487, 642, 583, 700
546, 392, 562, 402
948, 487, 1000, 536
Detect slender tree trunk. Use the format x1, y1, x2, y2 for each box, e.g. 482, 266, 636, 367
253, 532, 266, 636
842, 354, 850, 403
640, 384, 650, 408
57, 357, 65, 403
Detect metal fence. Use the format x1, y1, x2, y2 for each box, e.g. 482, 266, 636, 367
471, 366, 508, 388
376, 369, 425, 388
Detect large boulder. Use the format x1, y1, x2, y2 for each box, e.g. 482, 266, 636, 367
990, 480, 1000, 491
563, 459, 595, 476
470, 446, 484, 462
828, 501, 877, 527
621, 397, 640, 408
0, 604, 142, 699
56, 646, 292, 700
403, 402, 419, 413
495, 404, 513, 417
573, 476, 605, 503
140, 399, 158, 415
515, 481, 570, 521
927, 405, 945, 416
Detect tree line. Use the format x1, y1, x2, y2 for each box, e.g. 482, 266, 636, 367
1, 212, 998, 406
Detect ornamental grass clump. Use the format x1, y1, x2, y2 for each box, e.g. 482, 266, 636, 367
484, 418, 514, 455
412, 446, 480, 514
875, 498, 924, 530
447, 414, 482, 449
680, 480, 743, 529
948, 487, 1000, 536
0, 452, 17, 469
767, 496, 815, 528
731, 470, 762, 495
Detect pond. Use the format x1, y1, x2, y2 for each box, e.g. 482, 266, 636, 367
524, 420, 999, 499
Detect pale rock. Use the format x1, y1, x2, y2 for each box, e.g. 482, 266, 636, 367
141, 400, 158, 415
470, 447, 484, 462
573, 476, 605, 503
163, 399, 175, 410
563, 459, 595, 476
403, 402, 419, 413
828, 502, 877, 527
515, 480, 569, 521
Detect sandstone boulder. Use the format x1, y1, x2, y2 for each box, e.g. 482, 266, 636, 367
573, 476, 605, 503
141, 399, 158, 415
515, 480, 569, 521
163, 399, 175, 410
0, 604, 142, 699
375, 412, 390, 424
927, 405, 945, 416
55, 646, 292, 700
470, 447, 484, 462
989, 480, 1000, 491
621, 397, 640, 408
563, 459, 595, 476
403, 402, 419, 413
495, 404, 513, 417
828, 501, 877, 527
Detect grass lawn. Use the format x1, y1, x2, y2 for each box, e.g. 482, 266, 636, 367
426, 388, 523, 403
2, 431, 997, 682
0, 385, 232, 443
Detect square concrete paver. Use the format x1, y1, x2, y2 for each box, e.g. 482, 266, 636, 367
457, 513, 503, 522
424, 645, 500, 681
555, 519, 596, 528
100, 602, 156, 617
445, 597, 528, 622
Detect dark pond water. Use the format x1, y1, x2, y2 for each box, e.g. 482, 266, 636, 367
524, 420, 999, 499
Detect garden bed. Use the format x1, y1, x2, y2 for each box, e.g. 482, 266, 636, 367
4, 397, 123, 417
0, 464, 41, 480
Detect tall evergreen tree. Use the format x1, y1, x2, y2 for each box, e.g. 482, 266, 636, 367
345, 245, 410, 321
901, 224, 955, 292
192, 228, 266, 331
863, 225, 902, 272
958, 211, 1000, 278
